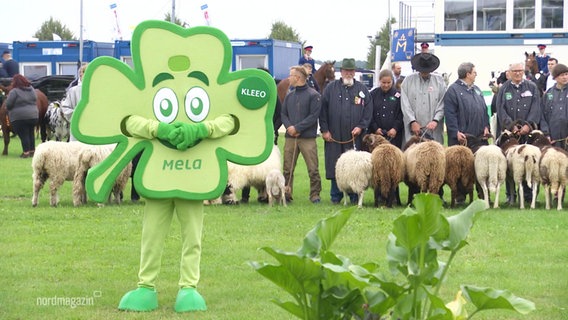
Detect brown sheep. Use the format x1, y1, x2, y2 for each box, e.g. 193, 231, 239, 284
403, 136, 446, 205
363, 134, 405, 208
444, 145, 475, 208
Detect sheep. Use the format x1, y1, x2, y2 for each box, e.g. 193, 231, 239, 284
444, 145, 476, 208
31, 141, 89, 207
496, 130, 541, 209
265, 169, 287, 207
335, 149, 373, 208
221, 145, 282, 205
44, 101, 72, 142
473, 144, 507, 209
402, 135, 446, 205
526, 130, 568, 210
72, 144, 132, 207
363, 133, 405, 208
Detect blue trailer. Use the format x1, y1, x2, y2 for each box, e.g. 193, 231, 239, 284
12, 40, 114, 80
230, 39, 302, 81
113, 38, 301, 81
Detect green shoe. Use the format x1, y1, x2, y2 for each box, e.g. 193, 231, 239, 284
174, 287, 207, 312
118, 287, 158, 312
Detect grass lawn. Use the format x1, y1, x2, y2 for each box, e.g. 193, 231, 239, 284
0, 135, 567, 319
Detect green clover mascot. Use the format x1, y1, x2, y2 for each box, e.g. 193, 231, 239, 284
71, 21, 275, 312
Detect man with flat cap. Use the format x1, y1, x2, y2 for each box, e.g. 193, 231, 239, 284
401, 52, 446, 144
319, 58, 372, 204
299, 45, 316, 72
540, 63, 568, 150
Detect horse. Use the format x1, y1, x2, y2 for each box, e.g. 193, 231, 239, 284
524, 51, 539, 77
0, 86, 49, 155
276, 61, 336, 103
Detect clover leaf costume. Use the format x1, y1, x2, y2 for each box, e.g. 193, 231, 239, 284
71, 21, 275, 312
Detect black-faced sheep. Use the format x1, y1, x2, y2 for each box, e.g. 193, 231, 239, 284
72, 144, 132, 207
402, 135, 446, 205
473, 144, 507, 209
496, 130, 541, 209
526, 130, 568, 210
265, 169, 286, 207
363, 134, 405, 208
221, 145, 281, 204
31, 141, 89, 207
444, 145, 476, 208
335, 149, 373, 208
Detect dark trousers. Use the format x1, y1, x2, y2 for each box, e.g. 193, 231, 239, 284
330, 178, 358, 204
11, 118, 37, 153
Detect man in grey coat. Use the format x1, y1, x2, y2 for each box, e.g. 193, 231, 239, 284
319, 58, 372, 204
401, 53, 446, 144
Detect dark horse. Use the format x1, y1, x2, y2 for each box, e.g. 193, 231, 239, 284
524, 51, 539, 77
276, 60, 336, 103
0, 85, 49, 155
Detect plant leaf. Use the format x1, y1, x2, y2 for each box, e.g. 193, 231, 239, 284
440, 200, 486, 251
272, 299, 304, 319
297, 207, 354, 257
461, 285, 536, 314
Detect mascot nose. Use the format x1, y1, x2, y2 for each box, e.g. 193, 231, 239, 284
168, 55, 190, 72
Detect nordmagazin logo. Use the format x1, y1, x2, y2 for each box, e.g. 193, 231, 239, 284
36, 291, 101, 308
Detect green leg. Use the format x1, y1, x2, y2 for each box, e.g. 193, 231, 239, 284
174, 199, 207, 312
118, 199, 175, 311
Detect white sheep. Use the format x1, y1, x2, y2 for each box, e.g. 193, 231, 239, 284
31, 141, 89, 207
221, 145, 282, 204
526, 130, 568, 210
403, 136, 446, 205
363, 134, 405, 208
72, 144, 132, 207
473, 145, 507, 209
497, 130, 541, 209
335, 149, 373, 209
265, 169, 287, 207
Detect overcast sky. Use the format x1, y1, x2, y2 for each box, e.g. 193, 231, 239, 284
1, 0, 434, 62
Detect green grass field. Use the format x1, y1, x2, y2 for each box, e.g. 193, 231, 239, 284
0, 135, 567, 320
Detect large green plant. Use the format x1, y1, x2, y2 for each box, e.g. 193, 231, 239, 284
249, 194, 535, 319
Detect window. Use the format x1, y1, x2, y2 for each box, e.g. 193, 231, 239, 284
513, 0, 535, 29
476, 0, 506, 30
59, 63, 78, 76
542, 0, 563, 28
444, 0, 474, 31
22, 64, 49, 80
236, 55, 267, 71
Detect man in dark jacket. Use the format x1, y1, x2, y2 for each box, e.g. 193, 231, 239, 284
319, 58, 372, 204
281, 65, 322, 203
540, 63, 568, 150
444, 62, 490, 147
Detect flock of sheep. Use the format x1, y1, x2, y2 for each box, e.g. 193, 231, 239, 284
337, 129, 568, 210
29, 129, 568, 211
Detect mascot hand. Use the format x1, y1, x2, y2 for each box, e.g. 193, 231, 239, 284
172, 122, 209, 150
204, 114, 235, 139
157, 122, 181, 143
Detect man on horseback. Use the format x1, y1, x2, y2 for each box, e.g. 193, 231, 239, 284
299, 45, 316, 73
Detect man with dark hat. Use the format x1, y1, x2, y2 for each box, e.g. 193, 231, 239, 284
536, 44, 550, 74
401, 52, 446, 144
319, 58, 372, 204
540, 63, 568, 150
299, 45, 316, 72
420, 42, 429, 53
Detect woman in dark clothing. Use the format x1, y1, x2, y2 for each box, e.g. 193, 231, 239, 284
369, 69, 404, 149
5, 74, 38, 158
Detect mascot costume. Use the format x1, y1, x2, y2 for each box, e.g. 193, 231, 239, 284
71, 21, 275, 312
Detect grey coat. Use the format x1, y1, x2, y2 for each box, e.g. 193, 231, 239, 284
401, 72, 446, 144
5, 86, 38, 121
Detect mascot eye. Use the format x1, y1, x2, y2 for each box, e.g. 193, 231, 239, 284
153, 88, 179, 123
185, 87, 210, 122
